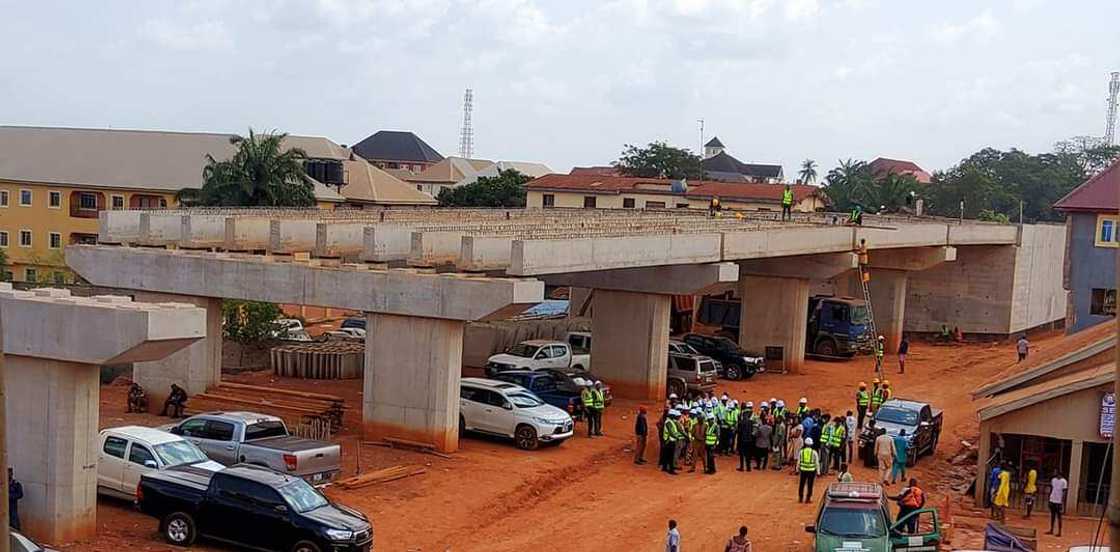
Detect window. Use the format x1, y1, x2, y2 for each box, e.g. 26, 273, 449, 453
24, 268, 36, 283
416, 184, 423, 191
0, 190, 8, 207
542, 194, 555, 208
0, 231, 7, 248
128, 444, 156, 467
103, 436, 128, 459
1096, 215, 1119, 247
19, 189, 31, 206
178, 419, 208, 438
49, 232, 61, 249
111, 195, 125, 210
78, 192, 98, 210
206, 420, 235, 441
622, 198, 635, 209
52, 272, 65, 285
482, 390, 510, 409
645, 201, 666, 209
1091, 288, 1117, 316
48, 191, 61, 208
583, 196, 597, 208
18, 230, 31, 247
676, 203, 690, 209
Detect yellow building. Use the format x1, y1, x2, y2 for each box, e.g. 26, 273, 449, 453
525, 174, 828, 212
0, 126, 435, 283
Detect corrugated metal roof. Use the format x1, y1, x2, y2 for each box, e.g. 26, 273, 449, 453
975, 363, 1113, 421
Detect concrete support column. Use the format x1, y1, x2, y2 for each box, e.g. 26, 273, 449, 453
867, 269, 909, 354
5, 356, 99, 543
363, 313, 463, 453
132, 293, 222, 411
739, 275, 809, 373
1068, 439, 1085, 513
589, 290, 670, 400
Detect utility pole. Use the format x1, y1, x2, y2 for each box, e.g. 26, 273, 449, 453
1111, 247, 1120, 552
0, 291, 9, 552
697, 119, 704, 187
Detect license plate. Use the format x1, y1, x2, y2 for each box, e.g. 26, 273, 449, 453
312, 472, 324, 482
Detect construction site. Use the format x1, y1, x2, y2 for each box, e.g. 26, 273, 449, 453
0, 206, 1109, 551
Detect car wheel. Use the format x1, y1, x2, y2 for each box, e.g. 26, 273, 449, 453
572, 364, 584, 371
815, 339, 837, 356
514, 425, 539, 450
162, 512, 197, 546
291, 540, 323, 552
725, 364, 743, 380
927, 432, 940, 456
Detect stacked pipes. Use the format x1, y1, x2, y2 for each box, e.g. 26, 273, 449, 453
271, 342, 364, 379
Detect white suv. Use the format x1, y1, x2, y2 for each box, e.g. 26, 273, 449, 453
459, 377, 574, 450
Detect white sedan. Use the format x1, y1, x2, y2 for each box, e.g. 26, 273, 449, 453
97, 425, 223, 500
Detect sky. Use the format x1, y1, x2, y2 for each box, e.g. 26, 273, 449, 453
2, 0, 1118, 177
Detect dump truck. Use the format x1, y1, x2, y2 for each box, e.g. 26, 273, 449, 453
697, 295, 874, 358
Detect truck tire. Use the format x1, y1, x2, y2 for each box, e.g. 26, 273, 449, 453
162, 512, 197, 546
927, 432, 940, 457
724, 364, 743, 380
815, 339, 838, 356
515, 425, 539, 450
291, 540, 323, 552
572, 364, 584, 371
667, 379, 686, 399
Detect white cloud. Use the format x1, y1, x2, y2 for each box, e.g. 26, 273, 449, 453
138, 19, 232, 51
784, 0, 820, 21
930, 9, 1002, 45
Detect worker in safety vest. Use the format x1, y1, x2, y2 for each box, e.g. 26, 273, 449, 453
881, 380, 893, 401
856, 382, 871, 430
819, 415, 834, 476
827, 416, 847, 473
723, 400, 739, 455
849, 204, 864, 226
781, 185, 794, 221
704, 412, 720, 474
580, 383, 596, 437
874, 335, 885, 375
870, 379, 885, 412
795, 397, 810, 420
797, 438, 820, 503
772, 399, 786, 420
661, 409, 683, 474
891, 478, 926, 533
591, 381, 606, 437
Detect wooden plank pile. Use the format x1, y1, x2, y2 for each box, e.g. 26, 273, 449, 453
186, 381, 346, 434
271, 341, 364, 379
334, 465, 426, 490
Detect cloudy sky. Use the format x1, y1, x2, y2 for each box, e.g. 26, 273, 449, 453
2, 0, 1117, 176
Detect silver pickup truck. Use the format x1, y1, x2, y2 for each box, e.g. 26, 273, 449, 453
166, 412, 341, 484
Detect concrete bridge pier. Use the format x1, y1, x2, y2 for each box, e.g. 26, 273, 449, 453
0, 285, 206, 544
131, 292, 222, 412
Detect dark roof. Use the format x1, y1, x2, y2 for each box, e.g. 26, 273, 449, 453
869, 157, 931, 184
701, 151, 782, 179
705, 137, 724, 148
1054, 158, 1120, 213
352, 130, 443, 164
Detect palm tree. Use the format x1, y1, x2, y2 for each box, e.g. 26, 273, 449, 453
799, 159, 818, 184
177, 129, 316, 207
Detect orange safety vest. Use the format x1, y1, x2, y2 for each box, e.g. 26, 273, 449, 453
901, 486, 924, 508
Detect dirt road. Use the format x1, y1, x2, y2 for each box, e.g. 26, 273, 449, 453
70, 331, 1106, 551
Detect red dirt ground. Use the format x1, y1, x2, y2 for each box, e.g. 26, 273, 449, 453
61, 330, 1113, 551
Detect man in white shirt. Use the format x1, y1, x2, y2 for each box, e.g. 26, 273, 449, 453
666, 519, 681, 552
1046, 471, 1068, 536
1017, 335, 1030, 362
845, 410, 857, 463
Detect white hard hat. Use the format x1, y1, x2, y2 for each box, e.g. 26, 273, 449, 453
729, 399, 738, 406
878, 335, 885, 340
595, 380, 602, 385
745, 401, 753, 407
721, 394, 729, 400
669, 409, 681, 416
669, 393, 678, 399
770, 397, 777, 403
777, 400, 786, 407
707, 413, 717, 420
805, 437, 814, 446
799, 397, 808, 403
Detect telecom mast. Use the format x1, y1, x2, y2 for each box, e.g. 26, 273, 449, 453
1106, 72, 1119, 146
458, 88, 474, 158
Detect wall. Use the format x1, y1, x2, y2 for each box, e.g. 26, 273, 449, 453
1065, 213, 1117, 333
1009, 223, 1068, 333
904, 245, 1016, 334
985, 384, 1112, 443
525, 190, 822, 212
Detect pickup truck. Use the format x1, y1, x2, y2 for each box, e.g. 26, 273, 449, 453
167, 412, 341, 484
485, 339, 590, 376
98, 425, 223, 500
858, 399, 943, 468
806, 482, 941, 552
679, 334, 765, 380
137, 464, 372, 551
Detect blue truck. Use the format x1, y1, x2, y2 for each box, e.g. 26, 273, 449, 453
491, 370, 583, 419
697, 294, 874, 358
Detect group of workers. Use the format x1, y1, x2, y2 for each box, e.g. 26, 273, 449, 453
579, 381, 608, 437
126, 382, 189, 418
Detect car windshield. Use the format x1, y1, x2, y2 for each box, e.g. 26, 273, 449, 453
876, 407, 919, 426
713, 338, 738, 350
152, 440, 208, 467
245, 421, 289, 441
818, 507, 887, 538
676, 343, 700, 354
277, 479, 329, 513
507, 344, 540, 358
508, 392, 544, 408
850, 305, 871, 324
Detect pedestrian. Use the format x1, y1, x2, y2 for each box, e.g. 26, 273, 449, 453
787, 423, 804, 475
161, 383, 188, 418
891, 478, 926, 533
581, 383, 596, 436
818, 415, 833, 475
797, 438, 820, 503
874, 335, 885, 376
993, 463, 1011, 521
725, 525, 752, 552
874, 425, 896, 485
736, 404, 754, 471
8, 467, 22, 531
688, 408, 704, 473
891, 430, 909, 485
808, 412, 822, 451
1046, 470, 1068, 536
849, 204, 864, 226
634, 406, 648, 464
661, 409, 682, 475
796, 397, 810, 420
591, 381, 606, 436
678, 409, 693, 469
830, 416, 847, 472
1023, 466, 1038, 518
845, 410, 857, 465
723, 400, 740, 456
754, 415, 772, 470
666, 519, 681, 552
898, 334, 910, 374
781, 183, 794, 221
705, 412, 719, 474
855, 382, 870, 430
771, 413, 787, 469
837, 463, 854, 483
1017, 334, 1030, 362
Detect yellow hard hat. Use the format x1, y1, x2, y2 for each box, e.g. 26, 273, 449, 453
872, 377, 880, 384
859, 382, 867, 388
883, 380, 891, 386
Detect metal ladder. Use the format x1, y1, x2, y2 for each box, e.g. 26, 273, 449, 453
857, 264, 882, 378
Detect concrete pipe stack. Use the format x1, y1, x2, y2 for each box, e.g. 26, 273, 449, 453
271, 341, 365, 379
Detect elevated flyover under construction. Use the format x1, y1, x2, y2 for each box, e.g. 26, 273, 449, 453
67, 207, 1066, 452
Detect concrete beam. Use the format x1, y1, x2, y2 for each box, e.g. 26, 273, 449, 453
314, 222, 366, 258
865, 246, 956, 271
360, 225, 413, 262
948, 224, 1019, 245
269, 219, 317, 254
590, 290, 669, 400
855, 222, 949, 249
97, 210, 142, 245
224, 217, 271, 251
739, 275, 809, 373
722, 226, 853, 259
508, 233, 723, 276
542, 263, 739, 295
138, 212, 183, 246
458, 236, 513, 272
65, 245, 543, 321
738, 252, 858, 280
132, 293, 222, 411
180, 214, 229, 248
408, 231, 463, 266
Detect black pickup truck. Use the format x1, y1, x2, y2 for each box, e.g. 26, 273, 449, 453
858, 398, 943, 468
137, 464, 373, 552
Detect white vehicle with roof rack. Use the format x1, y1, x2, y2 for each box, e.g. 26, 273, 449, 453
97, 425, 223, 500
459, 377, 574, 450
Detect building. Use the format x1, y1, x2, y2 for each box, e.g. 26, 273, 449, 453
1054, 160, 1119, 333
701, 137, 784, 184
972, 322, 1116, 516
351, 130, 444, 176
0, 126, 433, 283
405, 158, 553, 198
525, 174, 826, 212
569, 166, 620, 177
868, 157, 932, 184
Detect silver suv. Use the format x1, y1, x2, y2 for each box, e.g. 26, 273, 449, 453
667, 352, 718, 398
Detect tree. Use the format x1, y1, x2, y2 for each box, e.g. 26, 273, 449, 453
1054, 136, 1120, 176
799, 159, 818, 184
222, 300, 284, 363
0, 249, 8, 282
613, 141, 702, 179
821, 159, 876, 212
437, 169, 530, 207
177, 129, 315, 207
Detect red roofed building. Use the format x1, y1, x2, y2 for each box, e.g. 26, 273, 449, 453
869, 157, 932, 184
568, 166, 620, 177
1054, 159, 1120, 333
525, 173, 827, 212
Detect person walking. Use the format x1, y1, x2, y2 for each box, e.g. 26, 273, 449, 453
666, 519, 681, 552
797, 438, 820, 503
705, 412, 720, 475
581, 383, 596, 437
891, 430, 909, 485
781, 184, 794, 221
771, 414, 787, 469
845, 410, 857, 465
725, 526, 752, 552
634, 406, 648, 464
787, 423, 804, 475
8, 467, 22, 531
993, 463, 1011, 521
1047, 470, 1068, 536
898, 334, 910, 374
1023, 466, 1038, 518
754, 415, 772, 470
874, 426, 896, 485
1017, 334, 1030, 362
855, 382, 870, 430
591, 381, 606, 436
891, 478, 926, 533
874, 335, 886, 376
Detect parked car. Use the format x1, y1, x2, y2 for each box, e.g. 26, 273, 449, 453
680, 333, 764, 380
566, 331, 591, 354
137, 464, 373, 551
167, 412, 341, 484
485, 340, 590, 376
459, 377, 574, 450
667, 352, 718, 398
539, 368, 613, 406
340, 317, 366, 331
858, 399, 943, 468
668, 339, 724, 375
97, 426, 223, 500
805, 482, 940, 552
492, 370, 581, 418
11, 531, 59, 552
326, 327, 365, 340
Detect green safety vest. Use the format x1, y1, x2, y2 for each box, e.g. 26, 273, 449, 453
581, 388, 594, 407
875, 342, 884, 359
829, 424, 846, 447
821, 424, 834, 446
799, 447, 817, 472
725, 407, 737, 426
663, 419, 680, 442
705, 422, 719, 446
782, 189, 794, 206
796, 405, 809, 418
591, 389, 605, 409
871, 389, 885, 408
857, 390, 870, 407
773, 407, 785, 419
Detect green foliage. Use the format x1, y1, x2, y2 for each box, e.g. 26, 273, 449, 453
613, 141, 702, 179
437, 169, 530, 207
177, 129, 315, 207
0, 249, 8, 281
821, 159, 921, 215
799, 159, 818, 184
222, 300, 283, 346
1054, 136, 1120, 176
977, 209, 1010, 223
